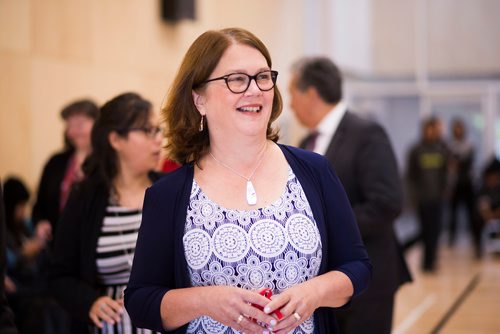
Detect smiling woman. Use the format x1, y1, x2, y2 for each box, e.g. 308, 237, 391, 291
125, 28, 372, 334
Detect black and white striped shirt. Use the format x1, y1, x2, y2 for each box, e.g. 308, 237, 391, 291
95, 205, 157, 334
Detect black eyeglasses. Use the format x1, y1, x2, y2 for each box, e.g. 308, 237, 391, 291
128, 126, 163, 138
198, 70, 278, 94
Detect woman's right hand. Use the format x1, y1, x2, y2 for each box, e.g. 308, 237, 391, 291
199, 286, 278, 333
89, 296, 124, 328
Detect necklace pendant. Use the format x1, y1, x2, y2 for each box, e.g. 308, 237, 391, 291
246, 180, 257, 205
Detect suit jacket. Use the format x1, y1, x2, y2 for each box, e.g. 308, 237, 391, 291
302, 111, 411, 296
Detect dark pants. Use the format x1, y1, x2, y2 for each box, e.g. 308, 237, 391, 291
8, 292, 71, 334
418, 200, 443, 270
449, 182, 477, 246
336, 293, 395, 334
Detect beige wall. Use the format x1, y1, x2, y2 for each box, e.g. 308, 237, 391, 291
1, 0, 499, 192
371, 0, 500, 77
0, 0, 305, 191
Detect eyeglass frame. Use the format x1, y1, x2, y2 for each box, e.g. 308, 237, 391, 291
196, 70, 279, 94
126, 126, 163, 138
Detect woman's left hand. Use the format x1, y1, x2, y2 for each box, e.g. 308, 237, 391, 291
262, 280, 321, 334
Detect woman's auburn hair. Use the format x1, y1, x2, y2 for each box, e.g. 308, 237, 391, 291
162, 27, 283, 164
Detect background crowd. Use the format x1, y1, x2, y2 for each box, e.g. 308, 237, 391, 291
0, 15, 499, 333
1, 67, 499, 334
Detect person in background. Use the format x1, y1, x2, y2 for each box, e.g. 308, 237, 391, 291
476, 157, 500, 255
447, 118, 479, 252
407, 117, 449, 272
477, 158, 500, 221
125, 28, 371, 334
3, 177, 50, 291
49, 92, 163, 334
289, 56, 411, 334
2, 177, 65, 334
32, 99, 99, 243
0, 180, 18, 334
160, 158, 180, 173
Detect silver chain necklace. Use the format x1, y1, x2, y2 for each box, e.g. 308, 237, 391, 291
109, 189, 138, 268
209, 142, 268, 205
112, 207, 138, 268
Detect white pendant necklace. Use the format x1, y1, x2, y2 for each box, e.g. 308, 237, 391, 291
209, 142, 268, 206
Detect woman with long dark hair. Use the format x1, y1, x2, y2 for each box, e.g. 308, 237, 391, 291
50, 92, 163, 333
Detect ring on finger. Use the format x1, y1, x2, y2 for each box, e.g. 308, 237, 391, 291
236, 314, 244, 324
293, 312, 301, 321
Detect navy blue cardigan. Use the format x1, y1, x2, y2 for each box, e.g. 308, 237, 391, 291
125, 144, 371, 333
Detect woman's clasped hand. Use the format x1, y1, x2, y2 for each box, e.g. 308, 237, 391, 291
198, 285, 320, 334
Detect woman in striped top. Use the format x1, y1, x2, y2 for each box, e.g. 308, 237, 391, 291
50, 92, 163, 334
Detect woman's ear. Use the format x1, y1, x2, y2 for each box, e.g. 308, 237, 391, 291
192, 90, 206, 116
108, 131, 122, 151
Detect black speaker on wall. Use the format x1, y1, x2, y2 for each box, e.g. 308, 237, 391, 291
161, 0, 195, 22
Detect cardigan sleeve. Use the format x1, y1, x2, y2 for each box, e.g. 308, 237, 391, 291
49, 183, 101, 322
125, 172, 188, 333
281, 145, 372, 300
32, 151, 72, 229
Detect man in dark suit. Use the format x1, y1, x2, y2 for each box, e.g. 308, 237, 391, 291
289, 57, 411, 334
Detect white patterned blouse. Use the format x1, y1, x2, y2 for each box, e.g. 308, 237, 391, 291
183, 167, 322, 334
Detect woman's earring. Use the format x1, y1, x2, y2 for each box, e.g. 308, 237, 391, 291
199, 115, 204, 132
